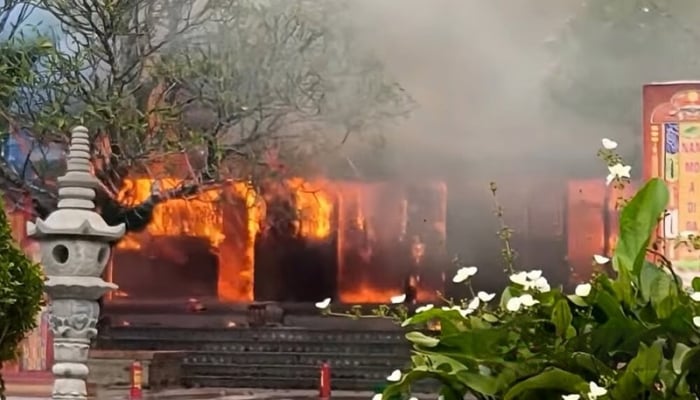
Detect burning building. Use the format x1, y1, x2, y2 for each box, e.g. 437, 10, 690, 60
106, 167, 631, 307
110, 173, 449, 305
0, 126, 630, 309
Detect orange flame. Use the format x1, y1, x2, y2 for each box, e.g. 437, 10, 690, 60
116, 178, 224, 250
113, 177, 445, 304
115, 178, 263, 302
286, 178, 334, 240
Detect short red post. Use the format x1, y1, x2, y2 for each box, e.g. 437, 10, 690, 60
319, 361, 331, 399
129, 360, 143, 399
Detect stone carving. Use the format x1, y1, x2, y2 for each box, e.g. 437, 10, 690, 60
48, 299, 99, 339
27, 126, 125, 400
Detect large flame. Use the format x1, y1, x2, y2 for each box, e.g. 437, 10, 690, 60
286, 178, 334, 240
115, 178, 263, 301
112, 176, 445, 304
116, 178, 225, 250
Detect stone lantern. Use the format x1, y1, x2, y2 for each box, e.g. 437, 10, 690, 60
27, 126, 125, 400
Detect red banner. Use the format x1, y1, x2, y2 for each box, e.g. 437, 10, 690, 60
643, 82, 700, 282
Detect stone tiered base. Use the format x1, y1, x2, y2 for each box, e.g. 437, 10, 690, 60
98, 300, 415, 390
99, 325, 410, 390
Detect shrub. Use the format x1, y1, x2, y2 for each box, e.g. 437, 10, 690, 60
318, 139, 700, 399
0, 197, 45, 400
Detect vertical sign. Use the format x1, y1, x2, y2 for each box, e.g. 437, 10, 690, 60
644, 82, 700, 282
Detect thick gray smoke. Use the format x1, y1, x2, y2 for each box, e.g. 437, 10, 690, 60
337, 1, 615, 289
344, 0, 612, 179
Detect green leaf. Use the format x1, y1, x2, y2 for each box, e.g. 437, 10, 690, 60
422, 353, 469, 374
551, 299, 573, 337
499, 286, 519, 310
612, 341, 663, 398
613, 266, 635, 306
613, 178, 669, 273
673, 343, 692, 374
569, 352, 614, 376
382, 369, 434, 400
405, 331, 440, 348
482, 313, 499, 323
692, 277, 700, 292
401, 308, 464, 333
503, 368, 589, 400
439, 328, 514, 362
593, 289, 625, 320
640, 261, 665, 303
632, 341, 664, 385
672, 343, 700, 373
566, 294, 588, 307
650, 272, 676, 319
455, 371, 502, 396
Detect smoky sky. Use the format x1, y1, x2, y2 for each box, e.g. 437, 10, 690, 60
3, 0, 627, 182
342, 0, 621, 181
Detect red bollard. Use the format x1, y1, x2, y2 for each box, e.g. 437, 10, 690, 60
129, 360, 143, 400
319, 361, 331, 399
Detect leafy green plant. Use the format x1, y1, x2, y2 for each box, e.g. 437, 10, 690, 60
318, 138, 700, 399
0, 197, 44, 400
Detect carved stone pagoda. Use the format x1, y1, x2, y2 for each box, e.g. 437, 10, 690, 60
27, 126, 125, 400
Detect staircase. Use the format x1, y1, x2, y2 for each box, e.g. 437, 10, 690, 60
98, 326, 413, 390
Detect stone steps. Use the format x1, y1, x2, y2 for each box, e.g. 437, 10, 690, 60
184, 375, 385, 391
98, 325, 414, 390
185, 364, 402, 380
184, 351, 406, 368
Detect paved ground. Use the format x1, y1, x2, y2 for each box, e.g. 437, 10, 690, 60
8, 388, 381, 400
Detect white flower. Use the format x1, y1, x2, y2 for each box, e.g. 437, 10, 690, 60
602, 138, 618, 150
408, 397, 418, 400
506, 294, 539, 312
466, 297, 480, 311
315, 298, 331, 309
371, 394, 383, 400
693, 316, 700, 328
453, 266, 478, 283
588, 382, 607, 399
519, 294, 539, 307
390, 294, 406, 304
533, 277, 551, 293
509, 270, 549, 292
691, 293, 700, 302
606, 163, 632, 186
562, 395, 580, 400
442, 305, 471, 317
506, 297, 522, 312
526, 270, 543, 280
593, 254, 610, 264
386, 369, 402, 382
459, 307, 475, 318
477, 291, 496, 302
575, 283, 592, 297
509, 271, 530, 286
416, 304, 434, 313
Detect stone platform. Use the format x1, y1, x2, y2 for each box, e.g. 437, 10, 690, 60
88, 350, 184, 389
98, 300, 414, 391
